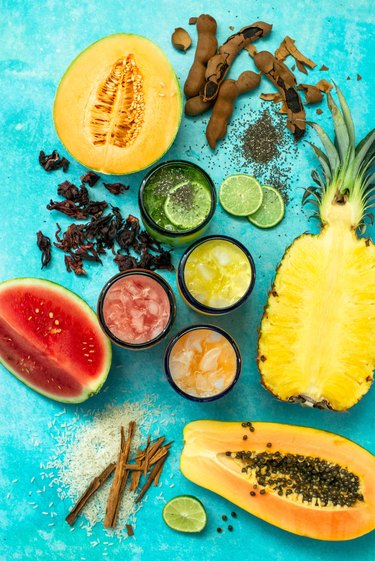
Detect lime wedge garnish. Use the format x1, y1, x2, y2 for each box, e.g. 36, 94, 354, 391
164, 182, 211, 230
219, 174, 263, 216
248, 185, 285, 228
162, 495, 207, 533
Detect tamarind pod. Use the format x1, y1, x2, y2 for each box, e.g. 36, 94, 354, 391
202, 22, 272, 103
185, 96, 213, 116
253, 50, 306, 140
184, 14, 218, 98
206, 71, 260, 149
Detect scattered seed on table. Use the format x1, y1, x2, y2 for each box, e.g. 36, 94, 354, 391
228, 525, 233, 532
222, 515, 228, 521
217, 528, 223, 533
231, 511, 237, 518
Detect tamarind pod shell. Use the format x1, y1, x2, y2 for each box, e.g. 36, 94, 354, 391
172, 27, 192, 52
185, 96, 213, 116
202, 23, 271, 103
184, 14, 218, 98
254, 51, 306, 140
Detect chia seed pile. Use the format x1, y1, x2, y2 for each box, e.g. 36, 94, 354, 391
230, 105, 299, 201
231, 449, 363, 507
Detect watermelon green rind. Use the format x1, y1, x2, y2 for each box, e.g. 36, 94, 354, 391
0, 278, 112, 403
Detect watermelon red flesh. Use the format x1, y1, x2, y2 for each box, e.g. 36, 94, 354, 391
0, 279, 112, 402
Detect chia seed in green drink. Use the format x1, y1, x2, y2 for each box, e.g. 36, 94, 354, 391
143, 163, 213, 232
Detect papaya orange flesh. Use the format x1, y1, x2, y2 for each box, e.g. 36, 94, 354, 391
54, 34, 182, 175
180, 421, 375, 540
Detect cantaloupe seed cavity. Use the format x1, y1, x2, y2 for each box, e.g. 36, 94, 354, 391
87, 53, 145, 148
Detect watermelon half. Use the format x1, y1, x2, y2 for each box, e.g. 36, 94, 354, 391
0, 278, 112, 403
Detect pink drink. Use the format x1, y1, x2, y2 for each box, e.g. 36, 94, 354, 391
102, 274, 171, 344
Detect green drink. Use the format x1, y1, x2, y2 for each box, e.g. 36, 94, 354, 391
139, 161, 216, 246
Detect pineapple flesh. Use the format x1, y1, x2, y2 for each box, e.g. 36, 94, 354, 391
258, 88, 375, 410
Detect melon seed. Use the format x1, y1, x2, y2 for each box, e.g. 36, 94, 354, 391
89, 54, 144, 149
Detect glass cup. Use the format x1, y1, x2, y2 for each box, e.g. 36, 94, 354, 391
97, 269, 176, 350
139, 160, 217, 247
164, 324, 242, 402
177, 235, 256, 315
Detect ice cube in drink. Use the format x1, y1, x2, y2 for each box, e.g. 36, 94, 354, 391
101, 273, 171, 345
167, 327, 240, 399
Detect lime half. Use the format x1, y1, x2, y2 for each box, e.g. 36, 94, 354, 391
164, 182, 211, 230
162, 495, 207, 533
219, 174, 263, 216
248, 185, 285, 228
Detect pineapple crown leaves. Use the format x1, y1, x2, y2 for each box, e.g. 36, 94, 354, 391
306, 84, 375, 229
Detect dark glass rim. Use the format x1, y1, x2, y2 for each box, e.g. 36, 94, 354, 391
138, 160, 217, 237
97, 269, 176, 350
164, 324, 242, 402
178, 235, 256, 315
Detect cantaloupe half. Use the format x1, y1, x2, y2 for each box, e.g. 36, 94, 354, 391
181, 420, 375, 540
54, 34, 182, 175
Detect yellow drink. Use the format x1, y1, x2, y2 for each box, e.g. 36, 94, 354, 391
182, 238, 253, 311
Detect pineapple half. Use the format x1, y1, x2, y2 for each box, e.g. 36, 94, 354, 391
258, 86, 375, 411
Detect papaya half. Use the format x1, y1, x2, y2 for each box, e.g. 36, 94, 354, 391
54, 34, 182, 175
180, 420, 375, 540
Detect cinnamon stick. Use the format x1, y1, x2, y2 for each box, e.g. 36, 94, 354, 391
104, 421, 136, 528
135, 453, 169, 504
149, 442, 174, 466
123, 464, 143, 471
143, 436, 164, 475
130, 447, 143, 492
66, 462, 116, 526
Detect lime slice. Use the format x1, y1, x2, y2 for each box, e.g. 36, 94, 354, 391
164, 182, 211, 230
162, 495, 207, 533
219, 174, 263, 216
248, 185, 285, 228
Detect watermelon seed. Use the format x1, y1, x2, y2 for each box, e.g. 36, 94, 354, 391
55, 320, 60, 325
28, 316, 32, 321
35, 308, 39, 313
49, 312, 54, 318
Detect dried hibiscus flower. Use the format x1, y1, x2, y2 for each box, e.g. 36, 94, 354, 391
103, 182, 130, 195
36, 231, 52, 268
39, 150, 69, 172
64, 254, 87, 276
81, 171, 100, 186
57, 180, 80, 201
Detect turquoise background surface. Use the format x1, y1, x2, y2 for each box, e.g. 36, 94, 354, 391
0, 0, 374, 559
